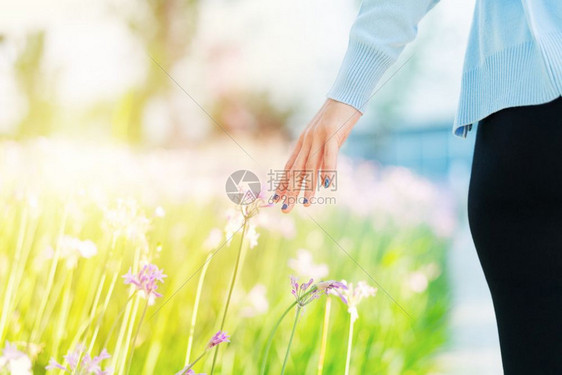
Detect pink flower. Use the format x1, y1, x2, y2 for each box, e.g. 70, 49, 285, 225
46, 344, 112, 374
123, 263, 166, 304
207, 331, 230, 349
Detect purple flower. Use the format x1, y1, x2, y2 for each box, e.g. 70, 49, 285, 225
175, 367, 206, 375
290, 275, 299, 296
290, 276, 321, 307
290, 276, 313, 295
316, 280, 349, 304
47, 358, 67, 371
290, 277, 349, 307
63, 345, 81, 369
174, 332, 229, 375
123, 263, 167, 304
207, 331, 230, 349
46, 345, 112, 374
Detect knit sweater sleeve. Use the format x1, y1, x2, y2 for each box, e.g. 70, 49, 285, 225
327, 0, 440, 112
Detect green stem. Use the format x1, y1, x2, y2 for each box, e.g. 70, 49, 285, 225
125, 299, 149, 375
111, 245, 141, 370
86, 247, 122, 353
259, 287, 318, 375
101, 292, 136, 350
116, 295, 140, 374
210, 218, 248, 374
82, 274, 107, 351
317, 297, 332, 375
281, 306, 302, 375
345, 317, 355, 375
68, 267, 122, 353
52, 269, 74, 358
259, 301, 297, 375
0, 208, 27, 343
30, 206, 68, 343
175, 349, 209, 375
185, 252, 213, 365
184, 350, 207, 371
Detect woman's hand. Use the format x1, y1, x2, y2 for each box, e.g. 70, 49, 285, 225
273, 98, 362, 213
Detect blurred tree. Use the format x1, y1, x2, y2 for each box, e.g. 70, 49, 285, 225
113, 0, 199, 144
210, 89, 293, 140
13, 31, 57, 138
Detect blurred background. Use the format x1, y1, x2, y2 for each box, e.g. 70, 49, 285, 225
0, 0, 503, 374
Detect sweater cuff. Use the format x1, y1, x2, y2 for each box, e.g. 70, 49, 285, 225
327, 40, 395, 113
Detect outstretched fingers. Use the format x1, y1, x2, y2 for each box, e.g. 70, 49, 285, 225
273, 135, 304, 203
302, 139, 323, 207
320, 139, 338, 190
281, 135, 312, 213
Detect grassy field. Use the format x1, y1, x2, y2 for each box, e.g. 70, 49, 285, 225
0, 139, 453, 374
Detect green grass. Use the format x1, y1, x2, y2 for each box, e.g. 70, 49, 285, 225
0, 141, 452, 375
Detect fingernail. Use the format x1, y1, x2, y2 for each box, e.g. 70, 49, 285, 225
272, 194, 279, 202
282, 203, 288, 210
324, 177, 330, 188
303, 198, 308, 204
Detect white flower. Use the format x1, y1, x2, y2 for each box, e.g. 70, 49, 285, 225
340, 280, 377, 322
288, 249, 329, 280
44, 235, 98, 269
63, 236, 97, 258
407, 271, 429, 293
154, 206, 166, 218
203, 228, 223, 250
224, 209, 244, 245
103, 198, 150, 243
240, 284, 269, 317
255, 213, 296, 239
0, 342, 32, 375
422, 262, 441, 280
246, 223, 260, 249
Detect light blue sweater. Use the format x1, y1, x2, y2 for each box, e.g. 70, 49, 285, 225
327, 0, 562, 138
